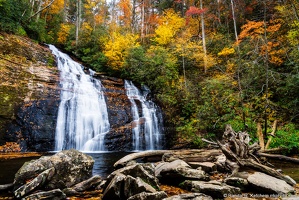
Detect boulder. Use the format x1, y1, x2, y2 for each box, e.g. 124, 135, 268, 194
14, 167, 55, 198
14, 149, 94, 190
156, 160, 209, 184
187, 162, 217, 173
127, 191, 168, 200
102, 172, 126, 200
163, 193, 213, 200
247, 172, 295, 194
106, 163, 159, 189
181, 180, 241, 199
21, 189, 66, 200
155, 160, 191, 177
124, 175, 157, 198
63, 175, 102, 195
224, 177, 248, 191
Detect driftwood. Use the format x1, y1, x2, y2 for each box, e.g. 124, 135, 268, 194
114, 150, 172, 168
0, 183, 13, 191
114, 149, 223, 169
256, 152, 299, 164
215, 125, 296, 186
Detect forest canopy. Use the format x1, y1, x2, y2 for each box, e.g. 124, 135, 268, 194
1, 0, 299, 151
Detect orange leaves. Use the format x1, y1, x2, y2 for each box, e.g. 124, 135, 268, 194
185, 6, 206, 17
238, 20, 264, 42
238, 19, 283, 42
118, 0, 132, 28
237, 19, 285, 66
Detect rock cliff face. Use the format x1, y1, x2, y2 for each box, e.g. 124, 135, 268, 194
99, 76, 134, 151
0, 33, 60, 152
0, 33, 150, 152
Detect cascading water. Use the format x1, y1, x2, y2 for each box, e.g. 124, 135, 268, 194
49, 45, 110, 152
125, 80, 164, 150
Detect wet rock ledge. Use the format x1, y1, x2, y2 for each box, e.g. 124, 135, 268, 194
0, 148, 298, 200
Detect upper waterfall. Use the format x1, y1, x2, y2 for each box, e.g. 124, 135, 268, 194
49, 45, 110, 152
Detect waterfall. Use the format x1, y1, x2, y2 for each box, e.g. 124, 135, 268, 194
49, 45, 110, 152
125, 80, 164, 150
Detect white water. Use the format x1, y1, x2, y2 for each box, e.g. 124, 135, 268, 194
125, 80, 163, 150
49, 45, 110, 151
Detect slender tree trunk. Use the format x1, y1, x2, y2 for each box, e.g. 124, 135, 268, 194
63, 0, 68, 23
263, 1, 269, 137
76, 0, 82, 46
265, 120, 277, 149
256, 122, 265, 150
230, 0, 238, 44
141, 0, 145, 42
200, 0, 207, 73
131, 0, 137, 33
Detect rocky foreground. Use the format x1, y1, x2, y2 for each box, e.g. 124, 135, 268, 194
0, 148, 298, 200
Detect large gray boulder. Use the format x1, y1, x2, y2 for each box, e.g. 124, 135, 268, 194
156, 160, 209, 184
14, 149, 94, 190
247, 172, 295, 194
181, 180, 241, 199
102, 163, 162, 200
106, 163, 159, 189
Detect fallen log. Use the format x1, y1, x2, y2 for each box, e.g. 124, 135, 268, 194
0, 183, 14, 191
256, 152, 299, 164
114, 150, 172, 168
113, 149, 223, 168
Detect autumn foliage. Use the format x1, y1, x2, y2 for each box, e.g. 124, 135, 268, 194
1, 0, 299, 148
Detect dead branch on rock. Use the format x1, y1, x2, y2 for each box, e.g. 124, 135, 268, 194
207, 125, 297, 186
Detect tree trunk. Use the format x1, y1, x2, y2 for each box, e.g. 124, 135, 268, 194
76, 0, 82, 46
200, 0, 207, 73
265, 120, 277, 149
256, 122, 265, 150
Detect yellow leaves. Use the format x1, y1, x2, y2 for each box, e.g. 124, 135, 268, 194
218, 47, 235, 57
153, 9, 185, 46
47, 0, 64, 15
104, 32, 139, 71
154, 26, 175, 45
57, 24, 71, 44
287, 21, 299, 46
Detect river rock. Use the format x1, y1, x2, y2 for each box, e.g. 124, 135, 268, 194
14, 167, 55, 198
163, 193, 213, 200
127, 191, 168, 200
224, 177, 248, 190
247, 172, 295, 194
107, 163, 159, 189
156, 160, 209, 184
102, 172, 126, 200
124, 175, 157, 198
155, 160, 191, 177
14, 149, 94, 190
187, 162, 217, 173
181, 180, 241, 199
21, 189, 66, 200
